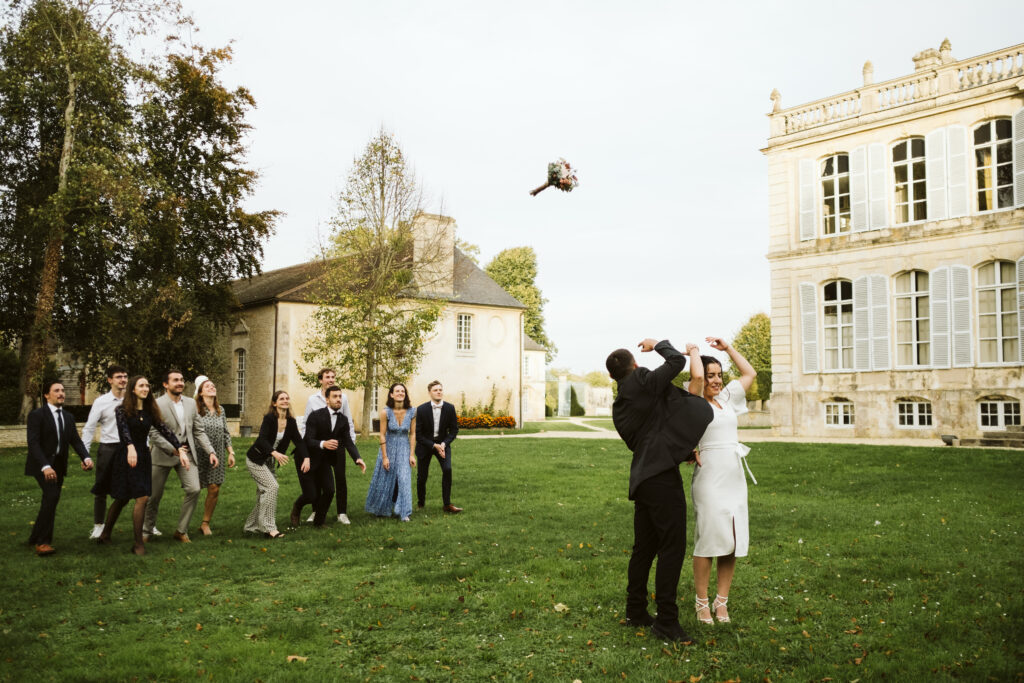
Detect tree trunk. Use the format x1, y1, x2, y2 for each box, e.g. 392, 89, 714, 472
361, 353, 375, 437
19, 71, 76, 422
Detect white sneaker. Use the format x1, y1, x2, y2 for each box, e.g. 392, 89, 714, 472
338, 514, 351, 525
89, 523, 104, 539
150, 527, 163, 537
306, 513, 315, 522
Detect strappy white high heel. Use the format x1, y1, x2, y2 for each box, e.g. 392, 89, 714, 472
713, 594, 730, 623
695, 596, 713, 624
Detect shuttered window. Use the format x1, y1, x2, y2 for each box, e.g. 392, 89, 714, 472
895, 271, 930, 367
823, 280, 853, 370
977, 261, 1019, 364
974, 119, 1015, 211
893, 138, 927, 224
821, 154, 851, 236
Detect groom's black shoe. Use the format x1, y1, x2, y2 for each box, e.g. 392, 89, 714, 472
624, 611, 654, 627
651, 620, 694, 644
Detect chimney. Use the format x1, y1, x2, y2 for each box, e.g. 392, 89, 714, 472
412, 213, 455, 296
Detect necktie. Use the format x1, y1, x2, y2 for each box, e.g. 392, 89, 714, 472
56, 408, 64, 453
331, 411, 339, 432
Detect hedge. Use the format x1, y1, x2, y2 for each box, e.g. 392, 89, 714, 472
457, 414, 516, 429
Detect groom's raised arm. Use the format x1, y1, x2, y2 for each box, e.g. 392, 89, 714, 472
643, 339, 687, 395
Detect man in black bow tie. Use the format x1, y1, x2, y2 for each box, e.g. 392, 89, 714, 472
303, 386, 365, 526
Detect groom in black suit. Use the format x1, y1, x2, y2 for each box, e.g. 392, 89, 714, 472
415, 380, 461, 512
25, 381, 93, 555
303, 386, 364, 526
607, 338, 712, 643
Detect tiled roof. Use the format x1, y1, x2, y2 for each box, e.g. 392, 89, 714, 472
232, 248, 525, 310
524, 335, 546, 352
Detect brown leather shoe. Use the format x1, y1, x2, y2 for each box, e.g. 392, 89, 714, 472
172, 531, 191, 543
442, 504, 463, 514
34, 544, 56, 556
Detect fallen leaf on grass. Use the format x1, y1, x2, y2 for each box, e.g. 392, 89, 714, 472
553, 603, 569, 613
196, 623, 203, 631
287, 655, 308, 663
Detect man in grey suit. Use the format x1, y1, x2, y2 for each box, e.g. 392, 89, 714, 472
144, 369, 216, 543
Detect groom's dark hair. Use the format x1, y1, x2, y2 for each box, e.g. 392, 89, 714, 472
605, 349, 635, 381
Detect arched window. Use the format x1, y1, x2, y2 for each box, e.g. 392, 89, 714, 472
974, 119, 1014, 211
235, 349, 246, 405
820, 154, 851, 235
894, 270, 930, 367
825, 397, 854, 426
892, 137, 926, 223
977, 261, 1018, 363
823, 280, 853, 370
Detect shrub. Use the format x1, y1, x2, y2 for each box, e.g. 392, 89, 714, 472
457, 414, 516, 430
569, 386, 585, 416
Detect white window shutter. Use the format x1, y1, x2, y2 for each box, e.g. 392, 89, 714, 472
868, 143, 888, 229
850, 146, 868, 232
925, 129, 948, 221
799, 159, 816, 241
853, 276, 871, 370
870, 274, 891, 370
929, 266, 951, 368
946, 126, 970, 218
799, 282, 819, 373
1014, 107, 1024, 209
1017, 256, 1024, 364
950, 265, 972, 367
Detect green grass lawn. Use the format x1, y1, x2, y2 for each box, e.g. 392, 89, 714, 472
1, 437, 1021, 681
580, 419, 615, 431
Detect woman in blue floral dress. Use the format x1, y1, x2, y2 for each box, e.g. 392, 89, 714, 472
365, 383, 417, 521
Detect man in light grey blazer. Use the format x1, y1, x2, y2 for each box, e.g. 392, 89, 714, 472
144, 369, 216, 543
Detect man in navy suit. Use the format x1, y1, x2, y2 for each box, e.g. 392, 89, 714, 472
303, 386, 364, 526
415, 380, 461, 513
25, 381, 93, 555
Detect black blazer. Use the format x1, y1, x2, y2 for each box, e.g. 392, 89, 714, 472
25, 405, 90, 477
249, 413, 307, 467
612, 340, 713, 499
414, 401, 459, 458
303, 406, 360, 471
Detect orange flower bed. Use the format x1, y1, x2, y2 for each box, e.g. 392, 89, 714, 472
458, 414, 516, 429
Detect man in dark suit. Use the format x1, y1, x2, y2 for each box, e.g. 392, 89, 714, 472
303, 386, 364, 526
415, 380, 461, 513
25, 381, 93, 556
607, 338, 712, 643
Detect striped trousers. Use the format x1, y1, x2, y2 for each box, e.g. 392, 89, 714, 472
245, 458, 279, 534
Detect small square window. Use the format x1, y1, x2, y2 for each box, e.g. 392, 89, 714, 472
897, 401, 932, 428
825, 402, 854, 426
979, 401, 1021, 429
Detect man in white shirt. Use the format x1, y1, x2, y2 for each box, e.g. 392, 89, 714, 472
81, 364, 128, 539
302, 368, 357, 524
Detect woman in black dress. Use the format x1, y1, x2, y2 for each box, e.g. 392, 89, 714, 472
95, 376, 184, 555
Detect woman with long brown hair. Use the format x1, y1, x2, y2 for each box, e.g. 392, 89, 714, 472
245, 390, 304, 538
94, 376, 185, 555
193, 376, 235, 536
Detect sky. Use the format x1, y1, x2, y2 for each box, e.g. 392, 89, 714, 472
175, 0, 1024, 373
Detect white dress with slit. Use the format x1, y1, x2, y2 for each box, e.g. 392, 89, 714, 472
691, 380, 749, 558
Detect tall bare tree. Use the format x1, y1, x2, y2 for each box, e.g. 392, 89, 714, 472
298, 131, 451, 434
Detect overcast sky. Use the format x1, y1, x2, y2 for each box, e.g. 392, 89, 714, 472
178, 0, 1024, 373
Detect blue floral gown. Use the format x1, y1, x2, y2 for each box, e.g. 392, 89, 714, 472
364, 407, 414, 519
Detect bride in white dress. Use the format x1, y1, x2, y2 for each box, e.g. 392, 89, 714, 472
687, 336, 757, 625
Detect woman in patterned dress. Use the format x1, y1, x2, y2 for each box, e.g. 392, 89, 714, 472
194, 377, 235, 536
94, 376, 184, 555
687, 336, 757, 624
246, 391, 303, 538
364, 383, 417, 521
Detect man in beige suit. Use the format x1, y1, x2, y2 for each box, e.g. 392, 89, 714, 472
144, 369, 216, 543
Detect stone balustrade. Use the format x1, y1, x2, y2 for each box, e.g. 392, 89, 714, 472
770, 43, 1024, 139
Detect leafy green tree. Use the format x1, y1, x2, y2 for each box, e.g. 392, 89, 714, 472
0, 1, 274, 413
485, 246, 556, 362
297, 131, 446, 434
582, 370, 611, 388
731, 312, 772, 401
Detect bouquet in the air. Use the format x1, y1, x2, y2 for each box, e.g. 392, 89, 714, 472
529, 158, 579, 196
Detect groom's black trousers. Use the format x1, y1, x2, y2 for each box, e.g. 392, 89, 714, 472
626, 466, 686, 625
